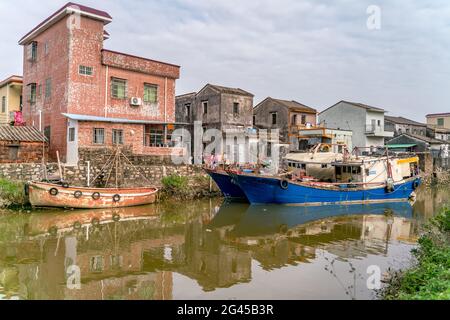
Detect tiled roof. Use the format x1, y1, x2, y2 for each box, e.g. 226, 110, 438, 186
426, 112, 450, 118
19, 2, 112, 44
0, 75, 23, 88
385, 116, 426, 127
207, 84, 254, 97
397, 133, 447, 145
271, 98, 317, 113
0, 126, 47, 142
320, 100, 386, 114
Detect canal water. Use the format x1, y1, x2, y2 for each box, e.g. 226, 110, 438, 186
0, 186, 449, 300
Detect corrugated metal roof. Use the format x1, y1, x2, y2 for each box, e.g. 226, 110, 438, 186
62, 113, 190, 125
386, 144, 417, 149
0, 126, 47, 142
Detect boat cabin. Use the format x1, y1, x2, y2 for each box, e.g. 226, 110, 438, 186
332, 156, 419, 184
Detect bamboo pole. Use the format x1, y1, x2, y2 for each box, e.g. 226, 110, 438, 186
56, 151, 63, 181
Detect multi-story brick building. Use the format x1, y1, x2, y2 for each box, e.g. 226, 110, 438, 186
19, 3, 181, 164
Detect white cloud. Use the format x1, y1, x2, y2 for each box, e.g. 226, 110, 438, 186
1, 0, 449, 121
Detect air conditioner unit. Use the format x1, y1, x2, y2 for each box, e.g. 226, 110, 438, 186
130, 97, 142, 106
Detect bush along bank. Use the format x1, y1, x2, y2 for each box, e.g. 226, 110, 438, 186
159, 174, 221, 201
380, 209, 450, 300
0, 179, 29, 209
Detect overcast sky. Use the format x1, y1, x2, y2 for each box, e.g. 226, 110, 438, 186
1, 0, 449, 121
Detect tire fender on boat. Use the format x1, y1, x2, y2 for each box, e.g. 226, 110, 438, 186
112, 214, 121, 222
74, 191, 83, 199
92, 192, 101, 200
113, 194, 121, 202
49, 188, 59, 196
280, 179, 289, 190
412, 179, 420, 190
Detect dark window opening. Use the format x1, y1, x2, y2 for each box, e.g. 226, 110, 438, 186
233, 102, 239, 115
202, 101, 208, 114
271, 113, 277, 125
301, 115, 306, 125
44, 126, 51, 145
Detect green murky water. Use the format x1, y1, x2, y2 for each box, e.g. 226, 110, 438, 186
0, 186, 449, 300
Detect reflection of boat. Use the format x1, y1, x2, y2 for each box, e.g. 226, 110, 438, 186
211, 202, 414, 238
25, 204, 159, 236
27, 181, 158, 209
204, 168, 247, 201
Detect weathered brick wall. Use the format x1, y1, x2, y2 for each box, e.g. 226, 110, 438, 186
0, 141, 48, 164
0, 153, 208, 188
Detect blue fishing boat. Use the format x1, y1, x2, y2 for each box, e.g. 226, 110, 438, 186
230, 155, 422, 205
204, 168, 248, 201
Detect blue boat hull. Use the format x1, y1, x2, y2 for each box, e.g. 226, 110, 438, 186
232, 174, 421, 205
205, 170, 248, 201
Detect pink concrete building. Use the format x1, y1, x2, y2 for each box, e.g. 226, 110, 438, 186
20, 2, 181, 164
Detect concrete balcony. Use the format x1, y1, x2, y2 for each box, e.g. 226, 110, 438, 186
365, 125, 394, 137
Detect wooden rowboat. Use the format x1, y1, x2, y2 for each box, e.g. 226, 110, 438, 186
27, 181, 158, 209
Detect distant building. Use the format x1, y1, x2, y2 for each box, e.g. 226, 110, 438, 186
387, 133, 448, 156
297, 127, 353, 152
385, 116, 426, 137
0, 126, 47, 163
253, 97, 317, 151
176, 84, 254, 132
176, 84, 254, 163
20, 3, 181, 164
426, 112, 450, 130
425, 113, 450, 142
0, 76, 23, 126
319, 101, 394, 153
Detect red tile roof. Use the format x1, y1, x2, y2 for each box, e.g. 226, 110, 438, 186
19, 2, 112, 44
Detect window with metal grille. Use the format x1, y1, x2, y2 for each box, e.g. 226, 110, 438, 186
1, 96, 5, 113
111, 78, 127, 99
144, 84, 158, 103
27, 83, 37, 105
27, 42, 38, 62
68, 128, 75, 142
437, 118, 444, 126
112, 129, 124, 145
93, 128, 105, 144
45, 78, 51, 98
79, 65, 93, 76
144, 125, 164, 147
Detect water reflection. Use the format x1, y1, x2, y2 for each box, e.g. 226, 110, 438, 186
0, 187, 449, 300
